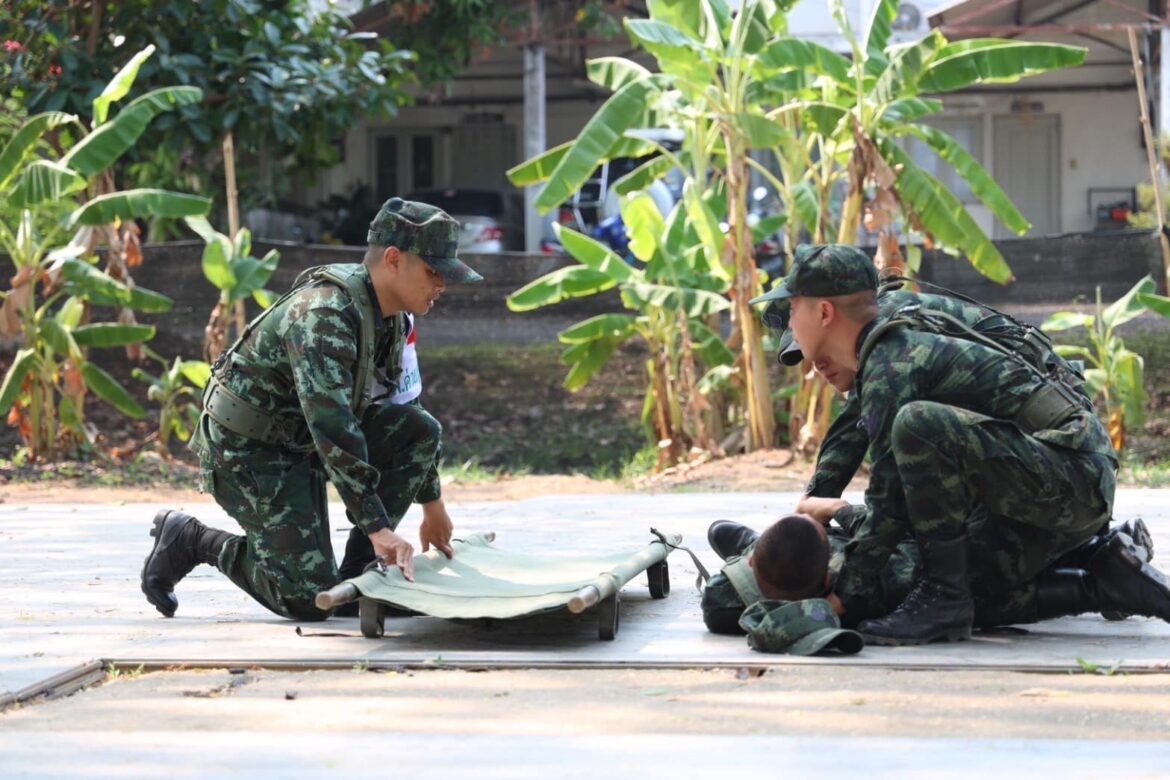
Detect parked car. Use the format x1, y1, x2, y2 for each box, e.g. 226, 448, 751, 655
406, 188, 523, 253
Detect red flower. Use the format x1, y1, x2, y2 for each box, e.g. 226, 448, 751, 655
3, 40, 22, 52
48, 64, 62, 77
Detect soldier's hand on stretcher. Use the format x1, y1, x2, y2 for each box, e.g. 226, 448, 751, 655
369, 528, 416, 581
419, 499, 455, 558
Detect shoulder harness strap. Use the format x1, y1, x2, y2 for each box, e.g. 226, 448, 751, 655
312, 264, 380, 417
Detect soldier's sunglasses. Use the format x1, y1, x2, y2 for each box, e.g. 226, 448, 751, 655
760, 300, 790, 332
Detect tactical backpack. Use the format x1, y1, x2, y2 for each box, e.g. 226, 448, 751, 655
200, 263, 404, 448
859, 277, 1093, 433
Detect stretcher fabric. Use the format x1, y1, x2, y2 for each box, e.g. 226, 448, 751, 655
346, 531, 679, 619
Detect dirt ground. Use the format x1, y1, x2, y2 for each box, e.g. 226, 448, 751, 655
0, 449, 835, 505
5, 666, 1169, 740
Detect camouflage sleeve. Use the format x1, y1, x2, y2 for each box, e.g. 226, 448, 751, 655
805, 394, 866, 498
408, 398, 443, 504
283, 304, 391, 535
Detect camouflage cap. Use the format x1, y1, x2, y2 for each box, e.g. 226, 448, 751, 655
738, 598, 863, 656
367, 197, 483, 284
749, 244, 876, 306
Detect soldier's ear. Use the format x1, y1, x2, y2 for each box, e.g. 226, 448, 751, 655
383, 246, 403, 272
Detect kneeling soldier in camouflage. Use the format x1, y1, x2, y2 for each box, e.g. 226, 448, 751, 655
141, 198, 481, 621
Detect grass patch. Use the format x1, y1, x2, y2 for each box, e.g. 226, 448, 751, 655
422, 342, 649, 479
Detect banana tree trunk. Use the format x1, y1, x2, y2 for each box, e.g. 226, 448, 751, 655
726, 149, 774, 451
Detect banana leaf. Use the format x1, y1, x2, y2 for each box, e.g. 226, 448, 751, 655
558, 313, 638, 345
69, 188, 211, 227
507, 265, 617, 312
879, 140, 1013, 284
755, 39, 852, 84
900, 124, 1029, 236
82, 362, 145, 418
71, 322, 157, 348
64, 86, 204, 177
624, 19, 712, 86
1102, 276, 1156, 330
556, 224, 642, 283
621, 192, 665, 263
0, 111, 77, 190
587, 57, 652, 92
92, 45, 157, 125
917, 42, 1086, 94
7, 160, 87, 209
535, 77, 663, 211
561, 334, 626, 392
622, 281, 731, 317
0, 348, 37, 416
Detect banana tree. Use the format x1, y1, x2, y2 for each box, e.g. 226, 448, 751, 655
509, 0, 803, 454
0, 46, 211, 460
1042, 277, 1155, 451
508, 193, 735, 468
780, 0, 1085, 277
132, 348, 211, 455
183, 216, 281, 362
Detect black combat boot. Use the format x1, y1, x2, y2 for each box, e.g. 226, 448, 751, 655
1053, 519, 1153, 571
858, 533, 974, 646
141, 510, 233, 618
1049, 520, 1153, 621
1088, 532, 1170, 622
707, 520, 760, 561
333, 527, 376, 617
1036, 569, 1098, 619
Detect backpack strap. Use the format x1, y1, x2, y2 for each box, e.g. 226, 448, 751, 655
203, 263, 383, 444
721, 555, 763, 606
312, 264, 384, 419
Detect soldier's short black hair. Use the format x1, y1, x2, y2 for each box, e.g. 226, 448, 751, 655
753, 514, 830, 600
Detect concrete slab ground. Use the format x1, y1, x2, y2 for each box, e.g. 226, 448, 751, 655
2, 490, 1169, 776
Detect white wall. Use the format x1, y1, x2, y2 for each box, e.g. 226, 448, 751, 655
951, 90, 1149, 237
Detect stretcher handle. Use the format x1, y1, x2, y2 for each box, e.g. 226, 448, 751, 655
568, 585, 601, 614
315, 582, 360, 611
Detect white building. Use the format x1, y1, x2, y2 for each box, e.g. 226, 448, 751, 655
285, 0, 1169, 248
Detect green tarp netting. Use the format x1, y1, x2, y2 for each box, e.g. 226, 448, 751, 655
346, 531, 679, 620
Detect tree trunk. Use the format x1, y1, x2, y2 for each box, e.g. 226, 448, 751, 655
726, 149, 774, 451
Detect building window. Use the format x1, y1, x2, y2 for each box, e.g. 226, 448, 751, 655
905, 117, 983, 203
376, 136, 399, 202
412, 135, 435, 191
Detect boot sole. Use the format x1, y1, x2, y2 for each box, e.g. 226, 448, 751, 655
1098, 533, 1170, 622
1125, 519, 1155, 563
141, 510, 179, 618
861, 628, 972, 647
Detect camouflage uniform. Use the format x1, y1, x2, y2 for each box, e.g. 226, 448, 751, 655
749, 244, 1117, 634
188, 199, 481, 620
702, 522, 919, 635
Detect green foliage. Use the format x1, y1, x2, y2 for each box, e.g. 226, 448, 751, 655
184, 216, 280, 306
132, 349, 210, 453
1, 0, 417, 208
1042, 277, 1156, 447
0, 45, 208, 460
506, 0, 1083, 459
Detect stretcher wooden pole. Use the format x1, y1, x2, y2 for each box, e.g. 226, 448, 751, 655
568, 585, 600, 614
315, 582, 359, 611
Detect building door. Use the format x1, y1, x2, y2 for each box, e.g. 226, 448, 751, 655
374, 132, 438, 201
993, 115, 1060, 239
452, 123, 517, 191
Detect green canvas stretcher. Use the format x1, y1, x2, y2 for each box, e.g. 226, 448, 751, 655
315, 531, 680, 640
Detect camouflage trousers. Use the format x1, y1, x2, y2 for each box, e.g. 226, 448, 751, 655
891, 400, 1115, 597
204, 403, 442, 621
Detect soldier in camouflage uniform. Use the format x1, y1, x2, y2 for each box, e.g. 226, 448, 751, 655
732, 244, 1170, 647
140, 198, 481, 621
